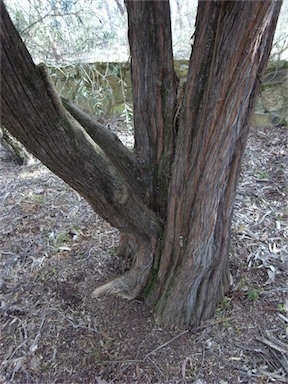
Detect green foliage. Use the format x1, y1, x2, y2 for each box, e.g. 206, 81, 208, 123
6, 0, 288, 65
118, 71, 133, 124
247, 289, 260, 301
277, 303, 286, 313
217, 296, 233, 312
31, 193, 45, 204
48, 62, 133, 117
6, 0, 127, 64
256, 170, 270, 180
49, 63, 114, 115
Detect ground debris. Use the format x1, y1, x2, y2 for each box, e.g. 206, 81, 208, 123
0, 124, 287, 383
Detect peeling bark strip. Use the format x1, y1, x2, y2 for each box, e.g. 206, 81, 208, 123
0, 0, 282, 329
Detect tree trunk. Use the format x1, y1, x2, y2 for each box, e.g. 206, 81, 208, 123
143, 0, 282, 328
0, 0, 282, 329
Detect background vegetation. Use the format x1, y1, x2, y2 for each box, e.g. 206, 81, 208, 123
6, 0, 288, 65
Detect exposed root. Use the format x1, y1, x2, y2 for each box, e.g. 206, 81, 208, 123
92, 266, 151, 300
92, 236, 155, 300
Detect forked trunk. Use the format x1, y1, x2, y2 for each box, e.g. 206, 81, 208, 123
0, 0, 282, 329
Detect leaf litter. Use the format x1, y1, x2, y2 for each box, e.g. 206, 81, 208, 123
0, 120, 287, 383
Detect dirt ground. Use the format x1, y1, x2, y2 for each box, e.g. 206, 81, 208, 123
0, 120, 287, 384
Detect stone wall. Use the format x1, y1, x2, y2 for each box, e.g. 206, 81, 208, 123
252, 61, 288, 128
49, 60, 288, 127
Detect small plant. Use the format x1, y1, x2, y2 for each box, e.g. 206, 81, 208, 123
217, 296, 232, 313
118, 67, 133, 125
32, 193, 45, 204
222, 321, 230, 328
256, 170, 270, 180
51, 231, 71, 252
91, 347, 100, 358
56, 232, 69, 244
277, 303, 286, 313
247, 289, 260, 300
51, 267, 57, 275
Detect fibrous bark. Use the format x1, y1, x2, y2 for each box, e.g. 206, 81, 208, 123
145, 0, 282, 328
126, 0, 178, 217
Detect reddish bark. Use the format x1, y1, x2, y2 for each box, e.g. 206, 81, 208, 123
145, 1, 282, 328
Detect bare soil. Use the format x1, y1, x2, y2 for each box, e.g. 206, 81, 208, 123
0, 121, 287, 384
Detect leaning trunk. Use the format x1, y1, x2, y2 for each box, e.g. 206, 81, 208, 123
0, 0, 161, 298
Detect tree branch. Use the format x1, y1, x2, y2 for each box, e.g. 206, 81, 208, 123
61, 96, 147, 194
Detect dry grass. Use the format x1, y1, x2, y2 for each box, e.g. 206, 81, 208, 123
0, 121, 287, 384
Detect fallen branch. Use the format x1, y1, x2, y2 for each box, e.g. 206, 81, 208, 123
255, 335, 288, 355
